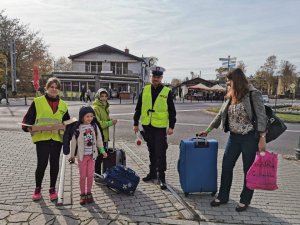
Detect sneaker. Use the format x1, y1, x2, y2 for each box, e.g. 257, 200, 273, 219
32, 187, 42, 201
86, 193, 94, 203
80, 194, 87, 205
49, 187, 58, 201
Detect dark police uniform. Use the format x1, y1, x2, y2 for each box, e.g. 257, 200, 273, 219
133, 66, 176, 189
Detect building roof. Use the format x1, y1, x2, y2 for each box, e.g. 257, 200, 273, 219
175, 77, 215, 88
68, 44, 143, 61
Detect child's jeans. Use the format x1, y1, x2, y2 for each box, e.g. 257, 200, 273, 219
78, 155, 95, 194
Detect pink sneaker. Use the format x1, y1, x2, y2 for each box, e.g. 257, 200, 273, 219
49, 187, 58, 201
86, 193, 94, 204
32, 187, 42, 201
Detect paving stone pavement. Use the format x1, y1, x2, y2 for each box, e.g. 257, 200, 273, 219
0, 130, 300, 225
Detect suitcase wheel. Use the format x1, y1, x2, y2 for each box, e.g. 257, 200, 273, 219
211, 192, 216, 197
184, 192, 189, 197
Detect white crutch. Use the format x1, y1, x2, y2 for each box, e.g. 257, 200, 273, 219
56, 154, 66, 205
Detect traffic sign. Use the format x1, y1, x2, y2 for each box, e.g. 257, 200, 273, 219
219, 57, 236, 61
222, 64, 236, 69
222, 61, 236, 65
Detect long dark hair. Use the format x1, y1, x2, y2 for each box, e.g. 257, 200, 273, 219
226, 68, 249, 104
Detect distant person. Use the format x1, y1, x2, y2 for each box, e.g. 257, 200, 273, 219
0, 84, 6, 103
21, 77, 70, 201
67, 106, 107, 205
92, 88, 117, 183
198, 68, 267, 212
86, 88, 92, 102
133, 66, 176, 190
80, 85, 86, 102
109, 88, 112, 99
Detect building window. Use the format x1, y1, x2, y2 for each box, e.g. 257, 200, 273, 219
97, 62, 102, 73
116, 62, 122, 75
111, 62, 128, 75
85, 62, 90, 72
87, 82, 95, 92
111, 62, 116, 74
91, 62, 97, 73
85, 61, 102, 73
64, 82, 72, 92
72, 81, 79, 92
123, 62, 128, 74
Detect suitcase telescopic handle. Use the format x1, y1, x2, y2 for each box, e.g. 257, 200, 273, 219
113, 124, 116, 150
193, 134, 209, 148
194, 133, 207, 141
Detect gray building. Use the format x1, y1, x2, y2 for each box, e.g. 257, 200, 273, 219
53, 44, 150, 98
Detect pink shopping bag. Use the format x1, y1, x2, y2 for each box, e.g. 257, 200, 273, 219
246, 151, 278, 191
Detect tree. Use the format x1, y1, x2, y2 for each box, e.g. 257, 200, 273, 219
147, 56, 158, 67
55, 56, 72, 71
254, 69, 268, 93
170, 78, 182, 87
260, 55, 277, 95
0, 53, 6, 84
0, 10, 52, 93
278, 60, 298, 96
215, 67, 227, 83
237, 60, 247, 74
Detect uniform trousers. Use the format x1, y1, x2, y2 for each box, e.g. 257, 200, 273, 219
142, 125, 168, 176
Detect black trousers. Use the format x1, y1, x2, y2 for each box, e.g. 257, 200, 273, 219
95, 142, 108, 175
86, 95, 92, 102
35, 140, 62, 188
142, 125, 168, 175
79, 93, 85, 102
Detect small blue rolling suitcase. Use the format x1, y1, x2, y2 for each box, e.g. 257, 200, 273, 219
178, 137, 218, 197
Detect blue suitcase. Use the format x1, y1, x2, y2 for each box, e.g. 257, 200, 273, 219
178, 137, 218, 197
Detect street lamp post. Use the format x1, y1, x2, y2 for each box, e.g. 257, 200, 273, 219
4, 59, 9, 104
274, 76, 279, 113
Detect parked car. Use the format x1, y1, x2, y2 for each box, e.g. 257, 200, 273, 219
262, 95, 269, 103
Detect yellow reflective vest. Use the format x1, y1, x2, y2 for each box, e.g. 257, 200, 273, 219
141, 85, 170, 128
31, 96, 68, 143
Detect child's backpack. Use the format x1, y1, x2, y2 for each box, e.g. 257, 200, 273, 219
103, 165, 140, 195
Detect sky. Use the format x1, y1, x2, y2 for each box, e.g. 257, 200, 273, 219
1, 0, 300, 82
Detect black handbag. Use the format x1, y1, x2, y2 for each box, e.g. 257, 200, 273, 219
249, 92, 287, 143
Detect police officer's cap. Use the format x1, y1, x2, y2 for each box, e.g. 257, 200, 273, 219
150, 66, 165, 76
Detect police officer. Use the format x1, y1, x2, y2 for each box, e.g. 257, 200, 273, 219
133, 66, 176, 190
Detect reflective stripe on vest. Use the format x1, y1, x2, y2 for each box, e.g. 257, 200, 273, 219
32, 96, 67, 143
141, 85, 170, 128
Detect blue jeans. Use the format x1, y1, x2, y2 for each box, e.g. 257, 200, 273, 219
217, 131, 259, 205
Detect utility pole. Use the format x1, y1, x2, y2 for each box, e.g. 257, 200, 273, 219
4, 59, 9, 104
10, 39, 17, 93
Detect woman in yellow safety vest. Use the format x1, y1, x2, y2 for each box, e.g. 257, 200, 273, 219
22, 77, 70, 201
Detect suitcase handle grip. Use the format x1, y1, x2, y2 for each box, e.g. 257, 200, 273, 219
191, 137, 209, 148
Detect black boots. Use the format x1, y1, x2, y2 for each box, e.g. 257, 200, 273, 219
143, 171, 167, 190
158, 172, 167, 190
142, 173, 157, 182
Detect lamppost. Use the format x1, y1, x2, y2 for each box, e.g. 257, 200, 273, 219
274, 76, 279, 113
4, 59, 9, 104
